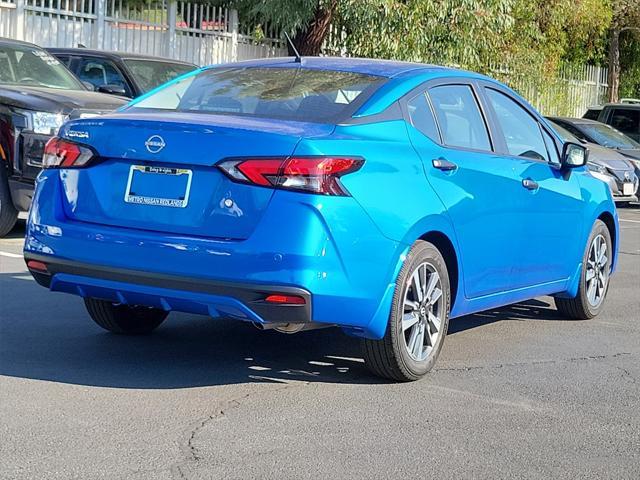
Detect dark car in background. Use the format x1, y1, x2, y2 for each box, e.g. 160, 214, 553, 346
547, 118, 638, 205
47, 48, 197, 98
549, 116, 640, 198
583, 102, 640, 142
0, 38, 126, 236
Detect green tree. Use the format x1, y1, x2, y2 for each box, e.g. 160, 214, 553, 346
607, 0, 640, 101
230, 0, 338, 55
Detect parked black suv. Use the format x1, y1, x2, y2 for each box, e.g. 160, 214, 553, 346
586, 103, 640, 142
0, 38, 126, 236
47, 48, 197, 98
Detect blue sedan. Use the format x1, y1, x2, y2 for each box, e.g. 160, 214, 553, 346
25, 57, 618, 381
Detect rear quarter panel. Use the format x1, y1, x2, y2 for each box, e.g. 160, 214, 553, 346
294, 119, 465, 330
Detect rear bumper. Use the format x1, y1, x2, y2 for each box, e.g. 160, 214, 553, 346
25, 253, 311, 325
24, 170, 403, 338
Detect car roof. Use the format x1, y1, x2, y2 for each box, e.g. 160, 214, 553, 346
205, 56, 470, 79
549, 116, 608, 126
46, 47, 196, 67
0, 36, 42, 48
599, 103, 640, 109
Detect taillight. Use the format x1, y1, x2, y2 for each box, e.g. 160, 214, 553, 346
217, 156, 363, 196
42, 137, 96, 168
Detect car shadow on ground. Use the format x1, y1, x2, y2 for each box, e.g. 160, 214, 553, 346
0, 271, 563, 389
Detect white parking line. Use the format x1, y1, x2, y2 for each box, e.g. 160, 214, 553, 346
0, 251, 22, 258
619, 218, 640, 224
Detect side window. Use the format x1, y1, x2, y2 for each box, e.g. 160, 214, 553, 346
541, 127, 560, 165
53, 55, 70, 67
428, 85, 492, 151
610, 108, 640, 135
406, 92, 440, 142
77, 58, 130, 95
485, 88, 548, 161
583, 108, 601, 121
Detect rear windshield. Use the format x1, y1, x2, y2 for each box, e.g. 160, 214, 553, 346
128, 67, 386, 123
123, 59, 195, 93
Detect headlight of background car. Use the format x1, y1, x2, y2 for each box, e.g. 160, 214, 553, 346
587, 161, 607, 175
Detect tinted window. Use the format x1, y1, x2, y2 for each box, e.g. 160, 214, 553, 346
407, 92, 440, 142
610, 108, 640, 135
486, 88, 547, 161
77, 58, 130, 95
124, 59, 195, 93
428, 85, 491, 151
130, 67, 385, 123
583, 108, 601, 121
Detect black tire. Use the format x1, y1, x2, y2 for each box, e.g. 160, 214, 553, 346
84, 298, 168, 334
362, 240, 451, 382
555, 219, 612, 320
0, 162, 18, 238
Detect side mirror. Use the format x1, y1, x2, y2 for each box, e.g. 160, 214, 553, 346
97, 84, 128, 96
562, 142, 588, 169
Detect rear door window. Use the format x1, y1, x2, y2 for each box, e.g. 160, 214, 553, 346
485, 88, 548, 161
427, 85, 492, 151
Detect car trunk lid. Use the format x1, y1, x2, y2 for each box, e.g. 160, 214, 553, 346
57, 113, 334, 239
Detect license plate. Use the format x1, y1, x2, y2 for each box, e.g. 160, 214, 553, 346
124, 165, 192, 208
623, 182, 634, 196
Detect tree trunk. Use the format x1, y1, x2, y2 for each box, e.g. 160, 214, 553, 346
288, 0, 338, 56
608, 27, 621, 103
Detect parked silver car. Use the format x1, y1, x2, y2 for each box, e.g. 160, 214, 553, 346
547, 119, 638, 205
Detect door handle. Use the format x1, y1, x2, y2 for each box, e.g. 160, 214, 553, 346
522, 178, 539, 190
432, 158, 458, 171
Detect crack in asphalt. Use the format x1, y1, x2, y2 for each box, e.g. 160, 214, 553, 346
169, 381, 308, 480
434, 352, 632, 373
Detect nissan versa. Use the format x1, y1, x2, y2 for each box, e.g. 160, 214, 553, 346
24, 58, 618, 381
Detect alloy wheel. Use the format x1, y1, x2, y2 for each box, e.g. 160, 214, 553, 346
586, 233, 609, 307
402, 262, 443, 362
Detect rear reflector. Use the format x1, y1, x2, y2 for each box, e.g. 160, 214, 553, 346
27, 260, 48, 273
264, 294, 306, 305
218, 156, 363, 196
42, 137, 96, 169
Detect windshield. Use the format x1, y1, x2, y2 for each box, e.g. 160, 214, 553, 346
128, 67, 386, 123
581, 122, 640, 149
0, 43, 84, 90
124, 59, 196, 93
548, 121, 579, 142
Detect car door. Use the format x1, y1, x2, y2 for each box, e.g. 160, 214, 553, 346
479, 84, 584, 288
405, 81, 527, 299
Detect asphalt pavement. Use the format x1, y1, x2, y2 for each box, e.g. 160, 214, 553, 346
1, 208, 639, 479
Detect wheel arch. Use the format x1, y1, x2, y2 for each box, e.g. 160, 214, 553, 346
418, 230, 460, 314
597, 209, 618, 271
